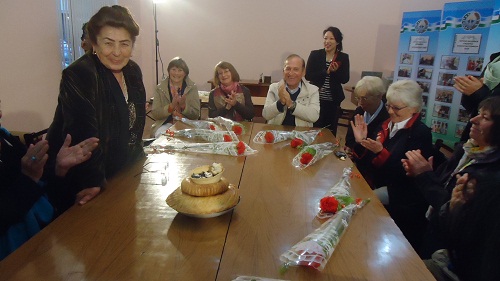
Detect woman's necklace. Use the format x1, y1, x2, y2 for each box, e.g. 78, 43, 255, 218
121, 72, 128, 101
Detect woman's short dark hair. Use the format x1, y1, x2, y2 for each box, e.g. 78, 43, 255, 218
323, 26, 343, 52
478, 96, 500, 146
167, 57, 189, 76
87, 5, 140, 45
213, 61, 240, 86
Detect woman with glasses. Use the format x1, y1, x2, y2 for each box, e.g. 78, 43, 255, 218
208, 61, 254, 121
351, 79, 433, 256
150, 57, 200, 138
305, 26, 350, 135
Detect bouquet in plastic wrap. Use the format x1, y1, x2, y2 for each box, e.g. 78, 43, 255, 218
316, 167, 369, 220
280, 202, 368, 272
292, 142, 337, 170
207, 116, 246, 135
165, 128, 238, 143
147, 140, 256, 156
253, 129, 321, 145
174, 116, 222, 131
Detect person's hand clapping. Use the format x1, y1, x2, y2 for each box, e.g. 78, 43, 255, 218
350, 114, 368, 143
453, 75, 483, 96
277, 82, 291, 107
55, 134, 99, 177
224, 91, 238, 109
450, 173, 476, 211
327, 61, 340, 74
402, 149, 433, 177
21, 140, 49, 183
361, 135, 384, 154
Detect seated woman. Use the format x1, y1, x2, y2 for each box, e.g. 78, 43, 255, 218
208, 61, 254, 121
403, 96, 500, 258
150, 57, 200, 138
1, 128, 98, 260
351, 79, 433, 254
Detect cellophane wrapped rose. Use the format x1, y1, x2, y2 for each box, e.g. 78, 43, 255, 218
292, 142, 337, 170
146, 140, 256, 156
165, 128, 239, 143
280, 202, 368, 272
174, 116, 222, 131
253, 129, 321, 144
207, 116, 245, 135
317, 167, 366, 219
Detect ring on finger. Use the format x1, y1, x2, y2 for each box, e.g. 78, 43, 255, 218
31, 156, 37, 161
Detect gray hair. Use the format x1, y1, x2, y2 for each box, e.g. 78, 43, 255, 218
386, 79, 423, 112
354, 76, 386, 98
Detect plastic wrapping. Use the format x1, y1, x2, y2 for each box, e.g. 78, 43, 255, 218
291, 142, 337, 170
207, 116, 246, 135
147, 140, 256, 156
165, 128, 239, 143
253, 129, 321, 144
174, 116, 222, 131
316, 167, 357, 220
279, 202, 368, 272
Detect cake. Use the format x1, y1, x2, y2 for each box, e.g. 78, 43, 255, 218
166, 163, 239, 216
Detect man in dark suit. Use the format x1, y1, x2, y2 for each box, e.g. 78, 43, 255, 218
344, 76, 389, 184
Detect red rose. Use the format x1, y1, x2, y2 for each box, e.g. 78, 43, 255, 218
223, 134, 232, 142
290, 138, 304, 149
320, 196, 339, 213
300, 152, 314, 165
232, 125, 243, 135
236, 141, 246, 155
355, 198, 362, 205
209, 124, 216, 130
264, 131, 275, 143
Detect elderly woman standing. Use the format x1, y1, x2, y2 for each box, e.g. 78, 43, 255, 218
351, 79, 433, 255
305, 26, 350, 135
150, 57, 200, 138
208, 61, 254, 121
46, 5, 146, 213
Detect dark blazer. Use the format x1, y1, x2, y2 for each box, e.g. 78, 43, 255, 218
305, 49, 350, 104
46, 53, 146, 213
345, 104, 389, 150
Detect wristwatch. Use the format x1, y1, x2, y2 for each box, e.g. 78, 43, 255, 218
288, 101, 297, 112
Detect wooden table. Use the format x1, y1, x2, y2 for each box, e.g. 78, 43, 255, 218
0, 122, 435, 281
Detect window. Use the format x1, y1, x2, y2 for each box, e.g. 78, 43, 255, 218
58, 0, 117, 68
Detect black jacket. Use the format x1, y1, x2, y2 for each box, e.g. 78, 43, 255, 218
46, 53, 146, 213
305, 49, 350, 104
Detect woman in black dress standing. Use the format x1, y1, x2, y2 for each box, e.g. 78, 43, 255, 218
306, 26, 350, 135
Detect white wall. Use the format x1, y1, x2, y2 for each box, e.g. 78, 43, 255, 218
0, 0, 467, 132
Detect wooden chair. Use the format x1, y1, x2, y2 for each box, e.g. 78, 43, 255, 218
432, 138, 455, 169
333, 107, 355, 136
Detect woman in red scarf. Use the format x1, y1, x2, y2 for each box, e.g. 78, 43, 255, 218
208, 61, 254, 121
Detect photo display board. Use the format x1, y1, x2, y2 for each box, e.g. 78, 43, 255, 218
395, 1, 497, 146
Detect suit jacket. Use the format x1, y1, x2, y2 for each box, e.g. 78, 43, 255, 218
305, 49, 350, 104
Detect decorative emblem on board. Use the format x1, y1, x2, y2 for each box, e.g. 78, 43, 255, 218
461, 11, 480, 31
415, 19, 429, 34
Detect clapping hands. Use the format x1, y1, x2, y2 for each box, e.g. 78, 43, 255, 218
21, 140, 49, 183
453, 75, 483, 96
224, 91, 238, 109
402, 149, 433, 177
350, 114, 383, 153
55, 134, 99, 177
